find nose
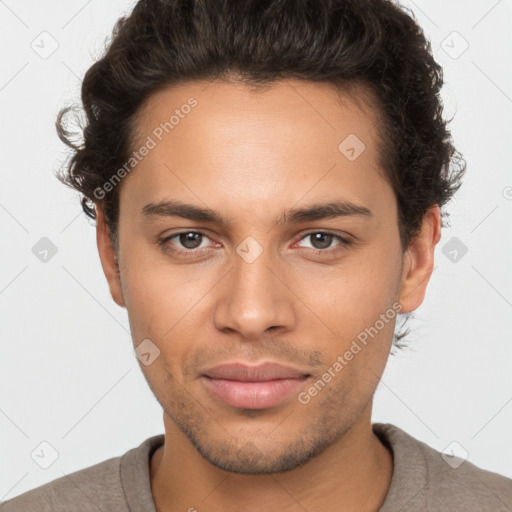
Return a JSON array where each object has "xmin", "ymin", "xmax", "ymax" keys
[{"xmin": 213, "ymin": 248, "xmax": 298, "ymax": 340}]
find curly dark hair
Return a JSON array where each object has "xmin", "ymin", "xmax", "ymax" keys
[{"xmin": 56, "ymin": 0, "xmax": 466, "ymax": 348}]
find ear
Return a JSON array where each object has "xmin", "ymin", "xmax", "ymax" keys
[
  {"xmin": 95, "ymin": 205, "xmax": 126, "ymax": 308},
  {"xmin": 398, "ymin": 205, "xmax": 442, "ymax": 313}
]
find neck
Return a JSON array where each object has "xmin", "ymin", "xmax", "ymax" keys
[{"xmin": 150, "ymin": 402, "xmax": 393, "ymax": 512}]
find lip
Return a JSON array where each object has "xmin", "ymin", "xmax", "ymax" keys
[
  {"xmin": 200, "ymin": 362, "xmax": 311, "ymax": 409},
  {"xmin": 202, "ymin": 362, "xmax": 310, "ymax": 381}
]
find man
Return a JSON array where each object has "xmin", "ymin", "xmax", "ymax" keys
[{"xmin": 2, "ymin": 0, "xmax": 511, "ymax": 511}]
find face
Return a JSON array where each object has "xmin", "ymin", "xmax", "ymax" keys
[{"xmin": 96, "ymin": 79, "xmax": 439, "ymax": 474}]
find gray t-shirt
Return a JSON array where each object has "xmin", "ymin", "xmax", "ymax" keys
[{"xmin": 2, "ymin": 423, "xmax": 511, "ymax": 511}]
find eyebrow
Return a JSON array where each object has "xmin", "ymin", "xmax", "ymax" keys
[{"xmin": 141, "ymin": 199, "xmax": 372, "ymax": 225}]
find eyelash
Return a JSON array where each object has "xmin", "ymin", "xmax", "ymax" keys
[{"xmin": 158, "ymin": 230, "xmax": 352, "ymax": 258}]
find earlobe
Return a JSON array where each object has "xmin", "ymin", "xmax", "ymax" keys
[
  {"xmin": 95, "ymin": 205, "xmax": 126, "ymax": 308},
  {"xmin": 398, "ymin": 205, "xmax": 441, "ymax": 313}
]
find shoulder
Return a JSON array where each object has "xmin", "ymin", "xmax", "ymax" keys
[
  {"xmin": 0, "ymin": 433, "xmax": 166, "ymax": 512},
  {"xmin": 0, "ymin": 454, "xmax": 125, "ymax": 512},
  {"xmin": 374, "ymin": 423, "xmax": 512, "ymax": 512}
]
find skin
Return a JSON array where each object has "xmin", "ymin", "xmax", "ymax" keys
[{"xmin": 96, "ymin": 79, "xmax": 441, "ymax": 512}]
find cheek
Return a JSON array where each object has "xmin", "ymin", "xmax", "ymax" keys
[
  {"xmin": 119, "ymin": 255, "xmax": 177, "ymax": 346},
  {"xmin": 295, "ymin": 249, "xmax": 402, "ymax": 337},
  {"xmin": 289, "ymin": 244, "xmax": 401, "ymax": 390},
  {"xmin": 120, "ymin": 250, "xmax": 216, "ymax": 356},
  {"xmin": 119, "ymin": 234, "xmax": 173, "ymax": 321}
]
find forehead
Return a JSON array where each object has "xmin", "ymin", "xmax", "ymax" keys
[
  {"xmin": 134, "ymin": 78, "xmax": 381, "ymax": 150},
  {"xmin": 120, "ymin": 78, "xmax": 393, "ymax": 225}
]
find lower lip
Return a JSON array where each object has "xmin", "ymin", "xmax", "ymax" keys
[{"xmin": 200, "ymin": 376, "xmax": 309, "ymax": 409}]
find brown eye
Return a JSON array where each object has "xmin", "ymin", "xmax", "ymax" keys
[
  {"xmin": 159, "ymin": 231, "xmax": 213, "ymax": 256},
  {"xmin": 309, "ymin": 233, "xmax": 334, "ymax": 250},
  {"xmin": 295, "ymin": 231, "xmax": 352, "ymax": 255},
  {"xmin": 178, "ymin": 232, "xmax": 204, "ymax": 249}
]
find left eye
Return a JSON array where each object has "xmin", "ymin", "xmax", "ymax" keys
[{"xmin": 296, "ymin": 232, "xmax": 349, "ymax": 251}]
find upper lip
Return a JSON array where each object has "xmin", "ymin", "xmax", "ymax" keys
[{"xmin": 202, "ymin": 362, "xmax": 311, "ymax": 382}]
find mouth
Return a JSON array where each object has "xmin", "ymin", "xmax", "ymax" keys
[{"xmin": 200, "ymin": 362, "xmax": 312, "ymax": 409}]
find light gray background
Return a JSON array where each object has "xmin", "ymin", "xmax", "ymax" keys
[{"xmin": 1, "ymin": 0, "xmax": 511, "ymax": 501}]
